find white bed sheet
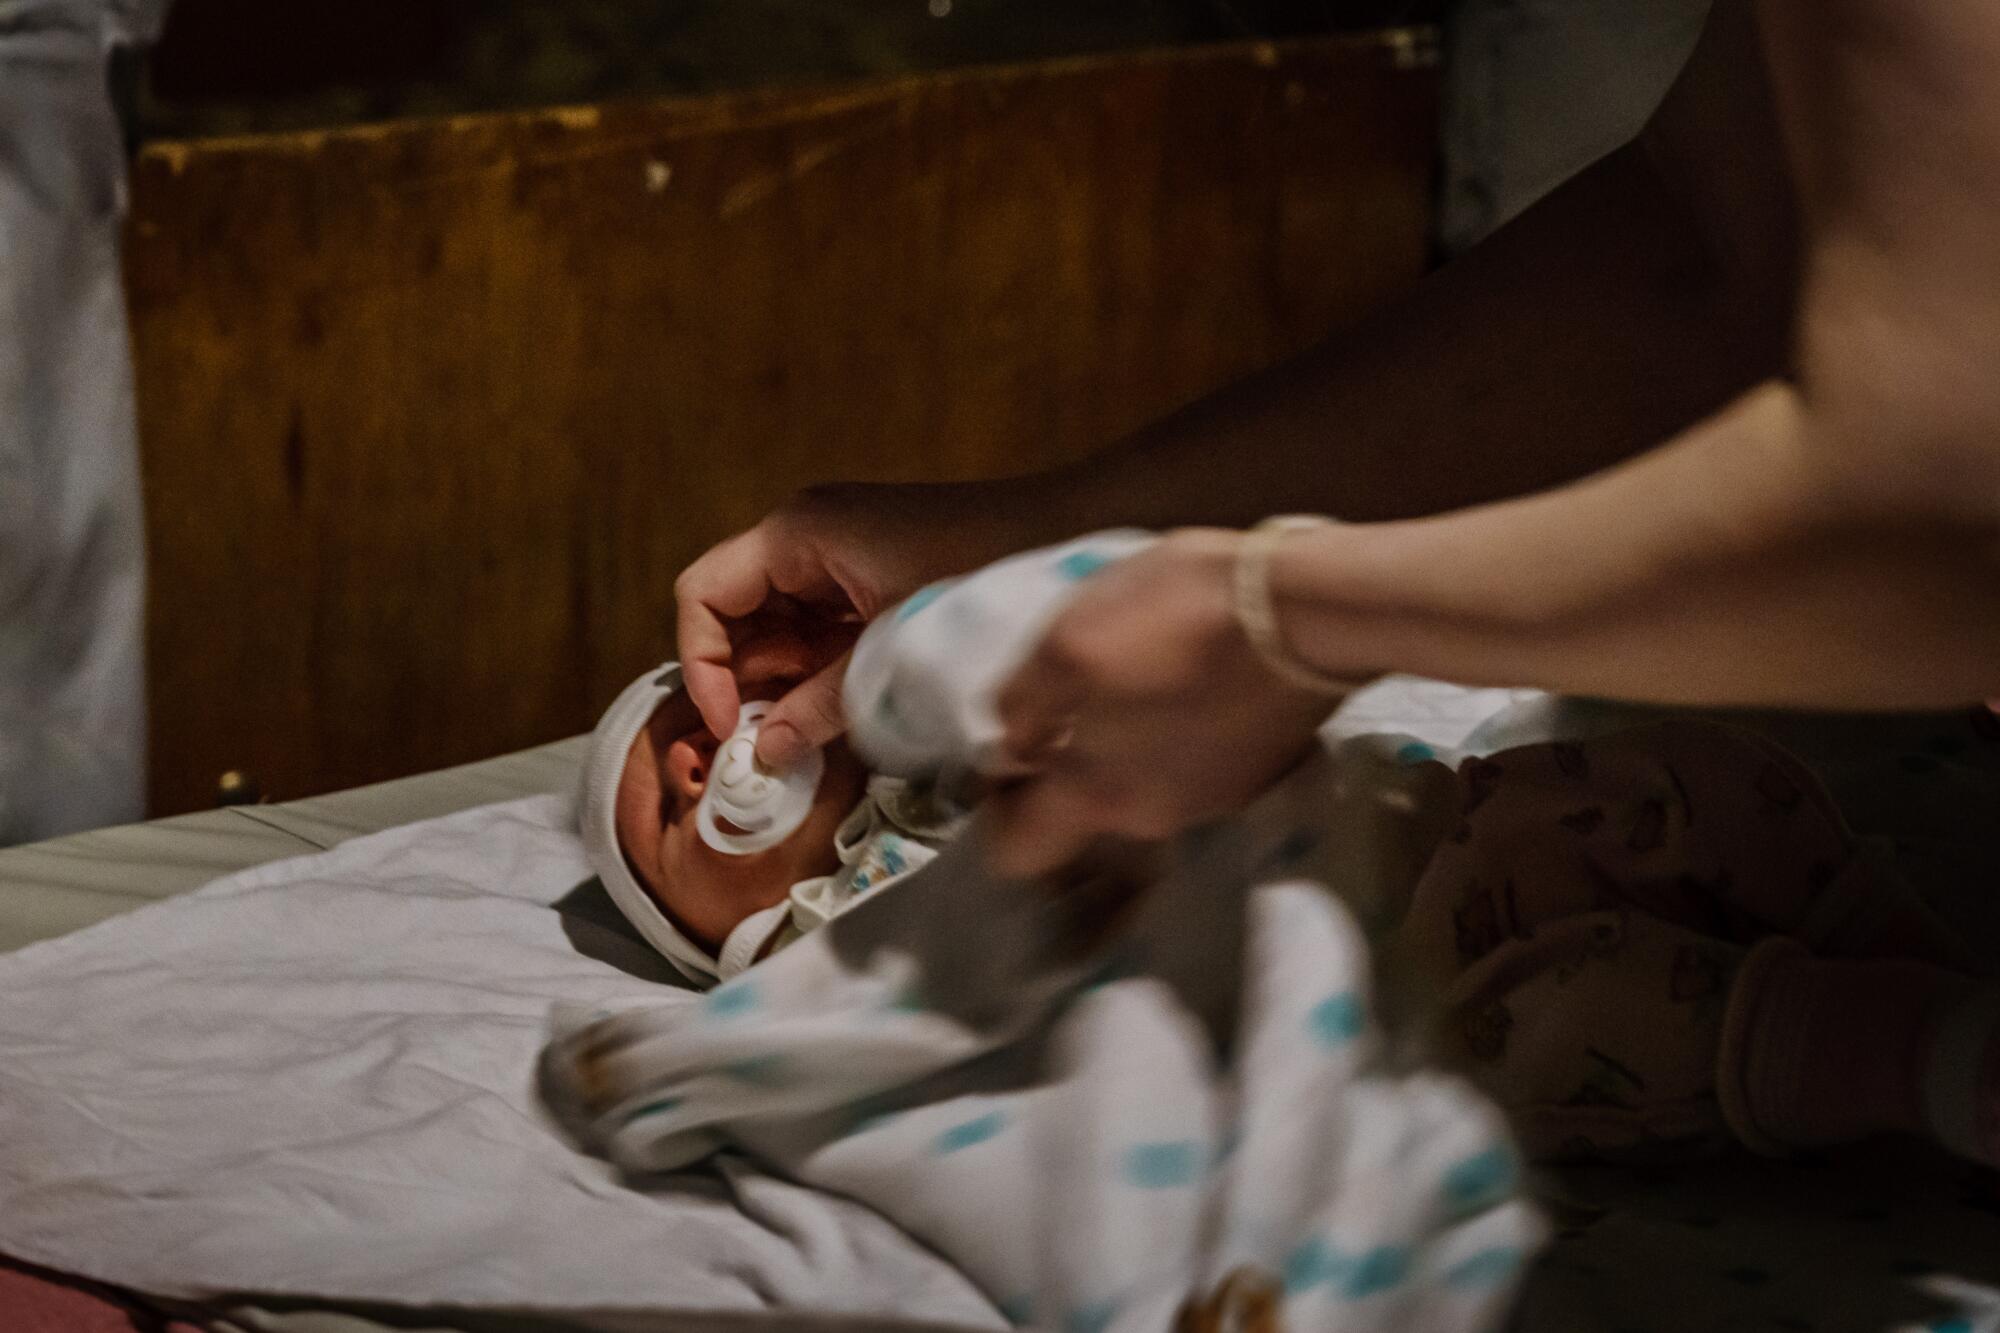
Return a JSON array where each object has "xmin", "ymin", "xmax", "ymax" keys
[{"xmin": 0, "ymin": 792, "xmax": 1002, "ymax": 1328}]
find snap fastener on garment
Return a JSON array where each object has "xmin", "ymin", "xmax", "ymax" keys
[{"xmin": 697, "ymin": 701, "xmax": 824, "ymax": 854}]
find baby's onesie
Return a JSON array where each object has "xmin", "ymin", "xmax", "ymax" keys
[
  {"xmin": 739, "ymin": 776, "xmax": 967, "ymax": 969},
  {"xmin": 1385, "ymin": 718, "xmax": 1997, "ymax": 1165}
]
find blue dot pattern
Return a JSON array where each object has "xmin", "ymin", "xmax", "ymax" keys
[
  {"xmin": 1929, "ymin": 1321, "xmax": 1974, "ymax": 1333},
  {"xmin": 1443, "ymin": 1247, "xmax": 1522, "ymax": 1289},
  {"xmin": 1055, "ymin": 549, "xmax": 1116, "ymax": 581},
  {"xmin": 934, "ymin": 1111, "xmax": 1008, "ymax": 1155},
  {"xmin": 875, "ymin": 688, "xmax": 903, "ymax": 728},
  {"xmin": 895, "ymin": 580, "xmax": 954, "ymax": 621},
  {"xmin": 621, "ymin": 1095, "xmax": 682, "ymax": 1126},
  {"xmin": 1308, "ymin": 991, "xmax": 1365, "ymax": 1047},
  {"xmin": 997, "ymin": 1293, "xmax": 1036, "ymax": 1326},
  {"xmin": 1284, "ymin": 1237, "xmax": 1413, "ymax": 1300},
  {"xmin": 1396, "ymin": 741, "xmax": 1438, "ymax": 765},
  {"xmin": 1284, "ymin": 1237, "xmax": 1342, "ymax": 1294},
  {"xmin": 1122, "ymin": 1140, "xmax": 1205, "ymax": 1189},
  {"xmin": 1063, "ymin": 1299, "xmax": 1119, "ymax": 1333},
  {"xmin": 1343, "ymin": 1246, "xmax": 1412, "ymax": 1298},
  {"xmin": 704, "ymin": 981, "xmax": 759, "ymax": 1019},
  {"xmin": 1442, "ymin": 1146, "xmax": 1516, "ymax": 1211}
]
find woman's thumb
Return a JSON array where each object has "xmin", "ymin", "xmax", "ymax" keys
[{"xmin": 754, "ymin": 653, "xmax": 852, "ymax": 768}]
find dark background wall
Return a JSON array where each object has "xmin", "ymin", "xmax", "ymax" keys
[
  {"xmin": 138, "ymin": 0, "xmax": 1441, "ymax": 138},
  {"xmin": 127, "ymin": 36, "xmax": 1441, "ymax": 813},
  {"xmin": 120, "ymin": 0, "xmax": 1711, "ymax": 813}
]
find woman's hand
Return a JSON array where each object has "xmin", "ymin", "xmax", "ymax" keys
[
  {"xmin": 675, "ymin": 481, "xmax": 1040, "ymax": 767},
  {"xmin": 987, "ymin": 529, "xmax": 1343, "ymax": 878}
]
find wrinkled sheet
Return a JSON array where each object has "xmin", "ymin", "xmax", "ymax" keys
[{"xmin": 0, "ymin": 794, "xmax": 1000, "ymax": 1327}]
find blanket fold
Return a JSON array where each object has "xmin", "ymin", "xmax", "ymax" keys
[{"xmin": 543, "ymin": 741, "xmax": 1544, "ymax": 1332}]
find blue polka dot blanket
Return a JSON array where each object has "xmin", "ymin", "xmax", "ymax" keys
[
  {"xmin": 540, "ymin": 534, "xmax": 1544, "ymax": 1332},
  {"xmin": 839, "ymin": 530, "xmax": 1162, "ymax": 780}
]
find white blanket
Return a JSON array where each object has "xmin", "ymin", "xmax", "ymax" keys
[
  {"xmin": 0, "ymin": 795, "xmax": 1000, "ymax": 1325},
  {"xmin": 543, "ymin": 736, "xmax": 1545, "ymax": 1332}
]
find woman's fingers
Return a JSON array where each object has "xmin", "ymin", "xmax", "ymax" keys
[
  {"xmin": 676, "ymin": 522, "xmax": 860, "ymax": 742},
  {"xmin": 674, "ymin": 529, "xmax": 780, "ymax": 737},
  {"xmin": 754, "ymin": 649, "xmax": 854, "ymax": 768},
  {"xmin": 996, "ymin": 629, "xmax": 1089, "ymax": 770},
  {"xmin": 990, "ymin": 602, "xmax": 1144, "ymax": 873},
  {"xmin": 978, "ymin": 530, "xmax": 1346, "ymax": 882},
  {"xmin": 677, "ymin": 611, "xmax": 745, "ymax": 741}
]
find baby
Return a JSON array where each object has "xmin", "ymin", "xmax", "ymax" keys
[
  {"xmin": 580, "ymin": 642, "xmax": 962, "ymax": 986},
  {"xmin": 584, "ymin": 663, "xmax": 2000, "ymax": 1170},
  {"xmin": 1365, "ymin": 715, "xmax": 1997, "ymax": 1165}
]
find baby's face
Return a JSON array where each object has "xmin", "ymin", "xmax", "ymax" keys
[{"xmin": 614, "ymin": 672, "xmax": 869, "ymax": 954}]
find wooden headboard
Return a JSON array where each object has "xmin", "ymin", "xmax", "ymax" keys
[{"xmin": 127, "ymin": 34, "xmax": 1439, "ymax": 816}]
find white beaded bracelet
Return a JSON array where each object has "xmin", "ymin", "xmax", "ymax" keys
[{"xmin": 1231, "ymin": 514, "xmax": 1364, "ymax": 696}]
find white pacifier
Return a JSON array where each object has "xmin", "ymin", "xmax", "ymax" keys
[{"xmin": 696, "ymin": 701, "xmax": 825, "ymax": 855}]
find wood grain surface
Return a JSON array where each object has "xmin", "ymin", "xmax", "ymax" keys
[{"xmin": 127, "ymin": 35, "xmax": 1438, "ymax": 815}]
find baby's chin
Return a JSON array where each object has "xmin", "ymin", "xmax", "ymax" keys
[{"xmin": 657, "ymin": 817, "xmax": 840, "ymax": 950}]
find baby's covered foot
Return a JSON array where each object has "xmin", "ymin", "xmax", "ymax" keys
[{"xmin": 1720, "ymin": 942, "xmax": 2000, "ymax": 1162}]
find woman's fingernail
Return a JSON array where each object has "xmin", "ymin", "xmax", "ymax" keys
[{"xmin": 757, "ymin": 721, "xmax": 802, "ymax": 768}]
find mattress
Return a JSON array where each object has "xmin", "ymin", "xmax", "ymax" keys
[{"xmin": 0, "ymin": 738, "xmax": 588, "ymax": 954}]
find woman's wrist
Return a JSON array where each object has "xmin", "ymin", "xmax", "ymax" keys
[
  {"xmin": 1231, "ymin": 518, "xmax": 1371, "ymax": 694},
  {"xmin": 1260, "ymin": 520, "xmax": 1402, "ymax": 688}
]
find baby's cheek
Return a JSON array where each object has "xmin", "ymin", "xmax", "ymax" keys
[
  {"xmin": 656, "ymin": 823, "xmax": 751, "ymax": 950},
  {"xmin": 612, "ymin": 737, "xmax": 669, "ymax": 880},
  {"xmin": 788, "ymin": 805, "xmax": 853, "ymax": 882}
]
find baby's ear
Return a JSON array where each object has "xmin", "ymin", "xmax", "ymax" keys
[{"xmin": 664, "ymin": 735, "xmax": 712, "ymax": 800}]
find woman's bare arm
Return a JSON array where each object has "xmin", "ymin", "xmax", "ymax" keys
[
  {"xmin": 1007, "ymin": 0, "xmax": 1795, "ymax": 534},
  {"xmin": 1264, "ymin": 0, "xmax": 2000, "ymax": 711},
  {"xmin": 1273, "ymin": 383, "xmax": 2000, "ymax": 710}
]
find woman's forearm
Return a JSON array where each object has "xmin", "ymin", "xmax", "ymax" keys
[
  {"xmin": 1269, "ymin": 384, "xmax": 2000, "ymax": 710},
  {"xmin": 1003, "ymin": 0, "xmax": 1793, "ymax": 540},
  {"xmin": 1010, "ymin": 145, "xmax": 1774, "ymax": 540}
]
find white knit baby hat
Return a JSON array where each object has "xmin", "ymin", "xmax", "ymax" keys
[{"xmin": 578, "ymin": 661, "xmax": 728, "ymax": 985}]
